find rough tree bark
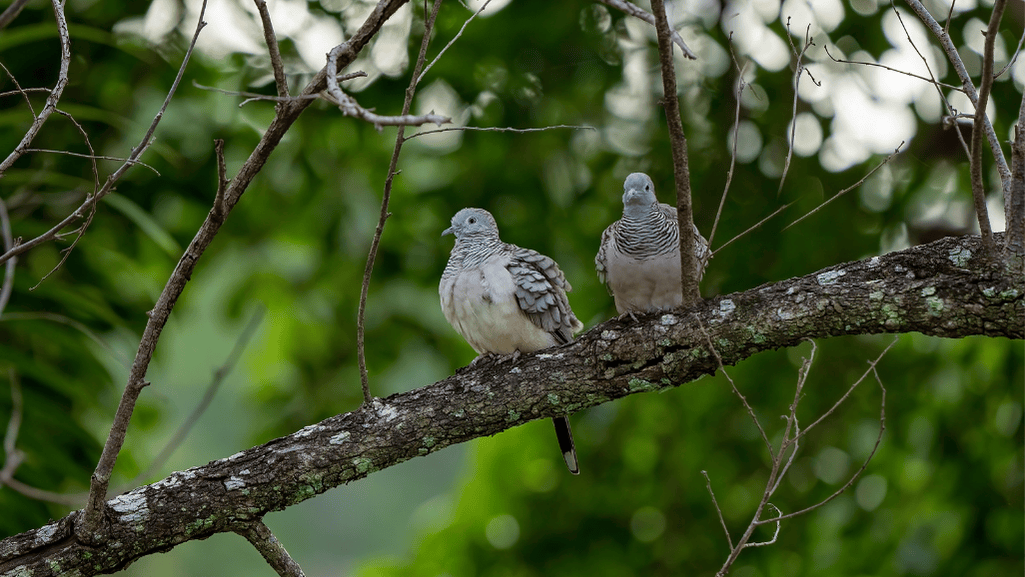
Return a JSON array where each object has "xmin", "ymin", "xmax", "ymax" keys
[{"xmin": 0, "ymin": 233, "xmax": 1020, "ymax": 577}]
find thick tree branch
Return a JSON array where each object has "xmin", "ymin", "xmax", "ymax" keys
[{"xmin": 1, "ymin": 233, "xmax": 1019, "ymax": 576}]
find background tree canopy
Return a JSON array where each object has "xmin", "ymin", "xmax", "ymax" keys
[{"xmin": 0, "ymin": 0, "xmax": 1021, "ymax": 575}]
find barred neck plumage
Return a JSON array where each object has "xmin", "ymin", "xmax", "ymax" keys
[
  {"xmin": 444, "ymin": 234, "xmax": 505, "ymax": 276},
  {"xmin": 615, "ymin": 203, "xmax": 678, "ymax": 258}
]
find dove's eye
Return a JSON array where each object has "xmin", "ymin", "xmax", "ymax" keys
[{"xmin": 468, "ymin": 217, "xmax": 477, "ymax": 224}]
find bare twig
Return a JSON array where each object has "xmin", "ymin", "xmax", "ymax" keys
[
  {"xmin": 1, "ymin": 311, "xmax": 128, "ymax": 366},
  {"xmin": 650, "ymin": 0, "xmax": 700, "ymax": 306},
  {"xmin": 20, "ymin": 148, "xmax": 160, "ymax": 175},
  {"xmin": 710, "ymin": 201, "xmax": 795, "ymax": 257},
  {"xmin": 701, "ymin": 470, "xmax": 734, "ymax": 551},
  {"xmin": 0, "ymin": 0, "xmax": 205, "ymax": 270},
  {"xmin": 237, "ymin": 521, "xmax": 307, "ymax": 577},
  {"xmin": 320, "ymin": 84, "xmax": 449, "ymax": 131},
  {"xmin": 405, "ymin": 124, "xmax": 594, "ymax": 140},
  {"xmin": 967, "ymin": 0, "xmax": 1004, "ymax": 249},
  {"xmin": 213, "ymin": 139, "xmax": 228, "ymax": 221},
  {"xmin": 415, "ymin": 0, "xmax": 492, "ymax": 85},
  {"xmin": 778, "ymin": 21, "xmax": 817, "ymax": 196},
  {"xmin": 123, "ymin": 309, "xmax": 264, "ymax": 490},
  {"xmin": 711, "ymin": 338, "xmax": 894, "ymax": 576},
  {"xmin": 904, "ymin": 0, "xmax": 1011, "ymax": 196},
  {"xmin": 707, "ymin": 38, "xmax": 745, "ymax": 254},
  {"xmin": 823, "ymin": 44, "xmax": 962, "ymax": 92},
  {"xmin": 886, "ymin": 5, "xmax": 971, "ymax": 165},
  {"xmin": 254, "ymin": 0, "xmax": 289, "ymax": 105},
  {"xmin": 55, "ymin": 108, "xmax": 101, "ymax": 192},
  {"xmin": 0, "ymin": 0, "xmax": 31, "ymax": 30},
  {"xmin": 0, "ymin": 198, "xmax": 15, "ymax": 318},
  {"xmin": 356, "ymin": 0, "xmax": 444, "ymax": 404},
  {"xmin": 782, "ymin": 143, "xmax": 903, "ymax": 231},
  {"xmin": 760, "ymin": 364, "xmax": 889, "ymax": 525},
  {"xmin": 598, "ymin": 0, "xmax": 696, "ymax": 59},
  {"xmin": 994, "ymin": 28, "xmax": 1024, "ymax": 79},
  {"xmin": 0, "ymin": 0, "xmax": 70, "ymax": 177},
  {"xmin": 80, "ymin": 0, "xmax": 211, "ymax": 542},
  {"xmin": 1006, "ymin": 94, "xmax": 1024, "ymax": 256},
  {"xmin": 0, "ymin": 61, "xmax": 37, "ymax": 117}
]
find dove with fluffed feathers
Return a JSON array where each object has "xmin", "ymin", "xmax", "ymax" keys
[
  {"xmin": 596, "ymin": 172, "xmax": 709, "ymax": 314},
  {"xmin": 440, "ymin": 207, "xmax": 583, "ymax": 474}
]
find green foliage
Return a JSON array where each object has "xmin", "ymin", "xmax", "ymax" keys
[{"xmin": 0, "ymin": 0, "xmax": 1020, "ymax": 575}]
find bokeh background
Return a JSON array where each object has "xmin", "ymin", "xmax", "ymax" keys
[{"xmin": 0, "ymin": 0, "xmax": 1022, "ymax": 575}]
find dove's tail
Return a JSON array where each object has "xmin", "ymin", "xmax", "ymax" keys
[{"xmin": 552, "ymin": 417, "xmax": 579, "ymax": 475}]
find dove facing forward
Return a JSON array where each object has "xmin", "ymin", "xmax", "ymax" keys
[
  {"xmin": 596, "ymin": 172, "xmax": 709, "ymax": 314},
  {"xmin": 440, "ymin": 208, "xmax": 584, "ymax": 474}
]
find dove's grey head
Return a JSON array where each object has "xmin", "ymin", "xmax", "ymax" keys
[
  {"xmin": 622, "ymin": 172, "xmax": 657, "ymax": 217},
  {"xmin": 442, "ymin": 208, "xmax": 500, "ymax": 240}
]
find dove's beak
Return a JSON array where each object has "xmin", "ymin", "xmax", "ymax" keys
[{"xmin": 441, "ymin": 226, "xmax": 454, "ymax": 237}]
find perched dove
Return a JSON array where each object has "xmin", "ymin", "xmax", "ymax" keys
[
  {"xmin": 596, "ymin": 172, "xmax": 709, "ymax": 314},
  {"xmin": 440, "ymin": 208, "xmax": 584, "ymax": 474}
]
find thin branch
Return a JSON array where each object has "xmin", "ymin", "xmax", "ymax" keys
[
  {"xmin": 782, "ymin": 143, "xmax": 903, "ymax": 231},
  {"xmin": 710, "ymin": 201, "xmax": 794, "ymax": 257},
  {"xmin": 356, "ymin": 0, "xmax": 444, "ymax": 404},
  {"xmin": 701, "ymin": 471, "xmax": 734, "ymax": 551},
  {"xmin": 319, "ymin": 84, "xmax": 449, "ymax": 131},
  {"xmin": 0, "ymin": 0, "xmax": 31, "ymax": 30},
  {"xmin": 789, "ymin": 336, "xmax": 896, "ymax": 443},
  {"xmin": 598, "ymin": 0, "xmax": 696, "ymax": 59},
  {"xmin": 1006, "ymin": 93, "xmax": 1024, "ymax": 256},
  {"xmin": 415, "ymin": 0, "xmax": 492, "ymax": 86},
  {"xmin": 698, "ymin": 319, "xmax": 771, "ymax": 454},
  {"xmin": 122, "ymin": 309, "xmax": 264, "ymax": 490},
  {"xmin": 237, "ymin": 521, "xmax": 306, "ymax": 577},
  {"xmin": 888, "ymin": 5, "xmax": 972, "ymax": 164},
  {"xmin": 759, "ymin": 360, "xmax": 890, "ymax": 525},
  {"xmin": 253, "ymin": 0, "xmax": 289, "ymax": 105},
  {"xmin": 650, "ymin": 0, "xmax": 700, "ymax": 306},
  {"xmin": 0, "ymin": 198, "xmax": 14, "ymax": 318},
  {"xmin": 20, "ymin": 148, "xmax": 160, "ymax": 175},
  {"xmin": 994, "ymin": 28, "xmax": 1024, "ymax": 79},
  {"xmin": 0, "ymin": 61, "xmax": 37, "ymax": 117},
  {"xmin": 968, "ymin": 0, "xmax": 1004, "ymax": 249},
  {"xmin": 212, "ymin": 139, "xmax": 228, "ymax": 221},
  {"xmin": 903, "ymin": 0, "xmax": 1011, "ymax": 196},
  {"xmin": 707, "ymin": 37, "xmax": 745, "ymax": 254},
  {"xmin": 0, "ymin": 0, "xmax": 205, "ymax": 269},
  {"xmin": 404, "ymin": 124, "xmax": 594, "ymax": 140},
  {"xmin": 55, "ymin": 108, "xmax": 101, "ymax": 193},
  {"xmin": 0, "ymin": 311, "xmax": 129, "ymax": 367},
  {"xmin": 823, "ymin": 44, "xmax": 963, "ymax": 92},
  {"xmin": 80, "ymin": 0, "xmax": 211, "ymax": 541},
  {"xmin": 0, "ymin": 0, "xmax": 71, "ymax": 176},
  {"xmin": 779, "ymin": 20, "xmax": 816, "ymax": 196}
]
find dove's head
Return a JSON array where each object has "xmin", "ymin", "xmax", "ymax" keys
[
  {"xmin": 622, "ymin": 172, "xmax": 657, "ymax": 217},
  {"xmin": 443, "ymin": 208, "xmax": 500, "ymax": 240}
]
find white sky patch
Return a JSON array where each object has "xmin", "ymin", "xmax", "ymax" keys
[
  {"xmin": 294, "ymin": 13, "xmax": 346, "ymax": 71},
  {"xmin": 791, "ymin": 112, "xmax": 824, "ymax": 156},
  {"xmin": 414, "ymin": 80, "xmax": 470, "ymax": 152},
  {"xmin": 371, "ymin": 3, "xmax": 412, "ymax": 77},
  {"xmin": 730, "ymin": 120, "xmax": 763, "ymax": 163},
  {"xmin": 781, "ymin": 0, "xmax": 845, "ymax": 34},
  {"xmin": 724, "ymin": 2, "xmax": 790, "ymax": 72}
]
